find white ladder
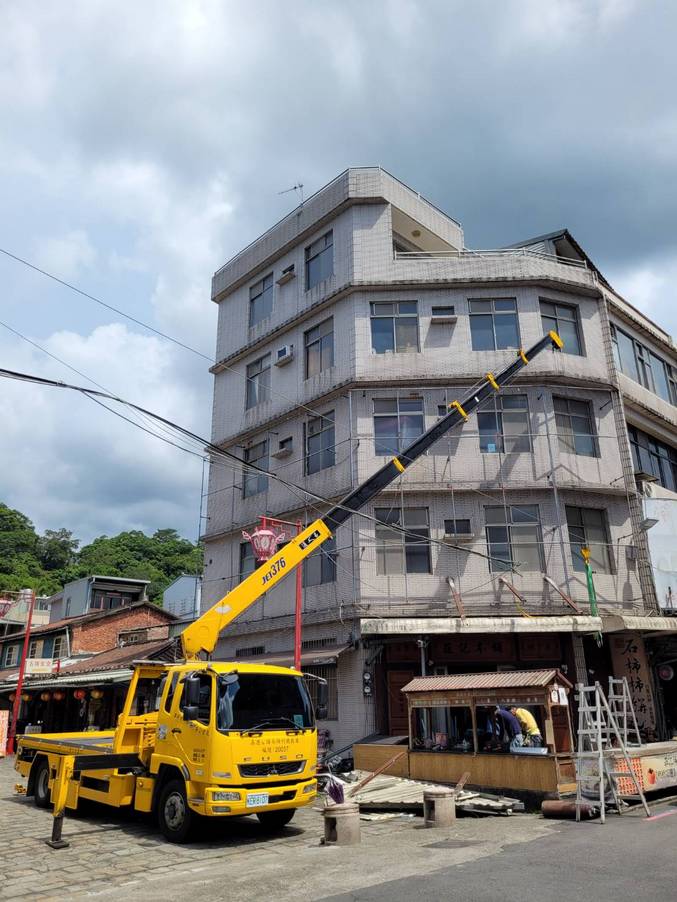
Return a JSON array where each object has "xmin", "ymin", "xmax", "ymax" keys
[
  {"xmin": 575, "ymin": 681, "xmax": 650, "ymax": 824},
  {"xmin": 607, "ymin": 677, "xmax": 642, "ymax": 748}
]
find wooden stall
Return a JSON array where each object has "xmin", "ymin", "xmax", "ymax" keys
[{"xmin": 354, "ymin": 669, "xmax": 576, "ymax": 799}]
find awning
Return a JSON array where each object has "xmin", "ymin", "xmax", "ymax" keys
[
  {"xmin": 602, "ymin": 615, "xmax": 677, "ymax": 635},
  {"xmin": 0, "ymin": 669, "xmax": 133, "ymax": 692},
  {"xmin": 360, "ymin": 616, "xmax": 603, "ymax": 636},
  {"xmin": 239, "ymin": 645, "xmax": 351, "ymax": 667}
]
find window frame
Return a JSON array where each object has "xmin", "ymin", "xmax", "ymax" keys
[
  {"xmin": 239, "ymin": 539, "xmax": 257, "ymax": 581},
  {"xmin": 628, "ymin": 425, "xmax": 677, "ymax": 491},
  {"xmin": 52, "ymin": 635, "xmax": 65, "ymax": 661},
  {"xmin": 477, "ymin": 394, "xmax": 531, "ymax": 454},
  {"xmin": 553, "ymin": 396, "xmax": 599, "ymax": 458},
  {"xmin": 303, "ymin": 535, "xmax": 337, "ymax": 587},
  {"xmin": 539, "ymin": 299, "xmax": 583, "ymax": 356},
  {"xmin": 248, "ymin": 273, "xmax": 274, "ymax": 328},
  {"xmin": 5, "ymin": 645, "xmax": 18, "ymax": 667},
  {"xmin": 375, "ymin": 506, "xmax": 431, "ymax": 575},
  {"xmin": 373, "ymin": 396, "xmax": 425, "ymax": 456},
  {"xmin": 245, "ymin": 353, "xmax": 272, "ymax": 410},
  {"xmin": 303, "ymin": 663, "xmax": 338, "ymax": 720},
  {"xmin": 485, "ymin": 504, "xmax": 544, "ymax": 573},
  {"xmin": 305, "ymin": 230, "xmax": 334, "ymax": 291},
  {"xmin": 611, "ymin": 323, "xmax": 676, "ymax": 405},
  {"xmin": 444, "ymin": 518, "xmax": 472, "ymax": 535},
  {"xmin": 469, "ymin": 298, "xmax": 520, "ymax": 351},
  {"xmin": 565, "ymin": 505, "xmax": 612, "ymax": 574},
  {"xmin": 305, "ymin": 410, "xmax": 336, "ymax": 475},
  {"xmin": 242, "ymin": 439, "xmax": 269, "ymax": 498},
  {"xmin": 304, "ymin": 317, "xmax": 334, "ymax": 378},
  {"xmin": 370, "ymin": 301, "xmax": 420, "ymax": 354}
]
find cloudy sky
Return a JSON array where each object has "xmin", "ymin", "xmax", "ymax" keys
[{"xmin": 1, "ymin": 0, "xmax": 676, "ymax": 544}]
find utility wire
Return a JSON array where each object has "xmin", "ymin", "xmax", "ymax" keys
[
  {"xmin": 0, "ymin": 246, "xmax": 336, "ymax": 428},
  {"xmin": 0, "ymin": 365, "xmax": 507, "ymax": 565}
]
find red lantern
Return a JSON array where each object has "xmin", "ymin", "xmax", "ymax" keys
[
  {"xmin": 40, "ymin": 691, "xmax": 51, "ymax": 702},
  {"xmin": 8, "ymin": 692, "xmax": 16, "ymax": 702},
  {"xmin": 243, "ymin": 525, "xmax": 286, "ymax": 562},
  {"xmin": 73, "ymin": 689, "xmax": 87, "ymax": 700},
  {"xmin": 21, "ymin": 693, "xmax": 31, "ymax": 702},
  {"xmin": 52, "ymin": 691, "xmax": 65, "ymax": 702}
]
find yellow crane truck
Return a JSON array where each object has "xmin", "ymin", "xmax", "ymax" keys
[{"xmin": 13, "ymin": 331, "xmax": 563, "ymax": 847}]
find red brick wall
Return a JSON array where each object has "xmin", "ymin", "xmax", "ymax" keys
[{"xmin": 71, "ymin": 606, "xmax": 173, "ymax": 653}]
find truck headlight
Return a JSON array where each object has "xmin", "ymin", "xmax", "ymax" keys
[
  {"xmin": 213, "ymin": 791, "xmax": 241, "ymax": 801},
  {"xmin": 303, "ymin": 782, "xmax": 317, "ymax": 794}
]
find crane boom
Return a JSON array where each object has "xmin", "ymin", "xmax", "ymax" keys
[{"xmin": 181, "ymin": 330, "xmax": 563, "ymax": 659}]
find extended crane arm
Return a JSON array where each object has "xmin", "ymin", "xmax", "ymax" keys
[{"xmin": 181, "ymin": 330, "xmax": 563, "ymax": 659}]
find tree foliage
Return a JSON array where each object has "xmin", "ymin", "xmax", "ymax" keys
[{"xmin": 0, "ymin": 503, "xmax": 202, "ymax": 601}]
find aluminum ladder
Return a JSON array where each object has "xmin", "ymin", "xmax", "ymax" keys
[{"xmin": 574, "ymin": 681, "xmax": 650, "ymax": 824}]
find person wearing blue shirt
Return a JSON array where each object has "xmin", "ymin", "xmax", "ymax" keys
[{"xmin": 494, "ymin": 706, "xmax": 524, "ymax": 752}]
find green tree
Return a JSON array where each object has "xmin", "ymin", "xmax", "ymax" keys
[{"xmin": 37, "ymin": 528, "xmax": 79, "ymax": 571}]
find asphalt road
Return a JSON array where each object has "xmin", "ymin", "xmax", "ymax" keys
[{"xmin": 322, "ymin": 807, "xmax": 677, "ymax": 902}]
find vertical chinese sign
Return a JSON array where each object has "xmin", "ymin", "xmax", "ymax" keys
[{"xmin": 610, "ymin": 633, "xmax": 657, "ymax": 738}]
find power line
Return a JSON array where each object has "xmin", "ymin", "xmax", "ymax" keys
[
  {"xmin": 0, "ymin": 364, "xmax": 507, "ymax": 565},
  {"xmin": 0, "ymin": 246, "xmax": 336, "ymax": 428}
]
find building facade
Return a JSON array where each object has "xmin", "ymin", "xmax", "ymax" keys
[
  {"xmin": 162, "ymin": 574, "xmax": 202, "ymax": 619},
  {"xmin": 48, "ymin": 575, "xmax": 149, "ymax": 622},
  {"xmin": 203, "ymin": 168, "xmax": 677, "ymax": 750}
]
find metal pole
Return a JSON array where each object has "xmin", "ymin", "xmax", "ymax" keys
[
  {"xmin": 7, "ymin": 589, "xmax": 36, "ymax": 755},
  {"xmin": 294, "ymin": 520, "xmax": 303, "ymax": 671}
]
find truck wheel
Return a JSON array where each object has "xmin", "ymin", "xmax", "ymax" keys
[
  {"xmin": 33, "ymin": 759, "xmax": 51, "ymax": 809},
  {"xmin": 257, "ymin": 809, "xmax": 295, "ymax": 830},
  {"xmin": 158, "ymin": 779, "xmax": 194, "ymax": 843}
]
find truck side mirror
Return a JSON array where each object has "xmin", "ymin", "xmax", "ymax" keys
[
  {"xmin": 181, "ymin": 675, "xmax": 201, "ymax": 720},
  {"xmin": 316, "ymin": 678, "xmax": 328, "ymax": 720}
]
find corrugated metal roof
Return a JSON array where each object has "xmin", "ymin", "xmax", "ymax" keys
[{"xmin": 402, "ymin": 669, "xmax": 570, "ymax": 693}]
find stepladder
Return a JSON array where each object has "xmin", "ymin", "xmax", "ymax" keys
[{"xmin": 575, "ymin": 679, "xmax": 650, "ymax": 824}]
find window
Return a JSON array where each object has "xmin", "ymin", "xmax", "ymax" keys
[
  {"xmin": 304, "ymin": 318, "xmax": 334, "ymax": 377},
  {"xmin": 304, "ymin": 664, "xmax": 338, "ymax": 720},
  {"xmin": 303, "ymin": 536, "xmax": 337, "ymax": 587},
  {"xmin": 373, "ymin": 397, "xmax": 424, "ymax": 455},
  {"xmin": 305, "ymin": 230, "xmax": 333, "ymax": 290},
  {"xmin": 375, "ymin": 507, "xmax": 431, "ymax": 574},
  {"xmin": 540, "ymin": 301, "xmax": 582, "ymax": 355},
  {"xmin": 478, "ymin": 395, "xmax": 530, "ymax": 453},
  {"xmin": 249, "ymin": 273, "xmax": 273, "ymax": 327},
  {"xmin": 163, "ymin": 672, "xmax": 179, "ymax": 714},
  {"xmin": 431, "ymin": 305, "xmax": 456, "ymax": 319},
  {"xmin": 305, "ymin": 411, "xmax": 335, "ymax": 475},
  {"xmin": 370, "ymin": 302, "xmax": 419, "ymax": 354},
  {"xmin": 181, "ymin": 673, "xmax": 213, "ymax": 725},
  {"xmin": 4, "ymin": 645, "xmax": 18, "ymax": 667},
  {"xmin": 52, "ymin": 635, "xmax": 65, "ymax": 661},
  {"xmin": 469, "ymin": 299, "xmax": 519, "ymax": 351},
  {"xmin": 628, "ymin": 426, "xmax": 677, "ymax": 492},
  {"xmin": 245, "ymin": 353, "xmax": 271, "ymax": 409},
  {"xmin": 239, "ymin": 541, "xmax": 257, "ymax": 580},
  {"xmin": 485, "ymin": 505, "xmax": 544, "ymax": 572},
  {"xmin": 611, "ymin": 324, "xmax": 676, "ymax": 405},
  {"xmin": 444, "ymin": 518, "xmax": 472, "ymax": 535},
  {"xmin": 302, "ymin": 637, "xmax": 337, "ymax": 650},
  {"xmin": 566, "ymin": 506, "xmax": 611, "ymax": 574},
  {"xmin": 243, "ymin": 440, "xmax": 268, "ymax": 497},
  {"xmin": 235, "ymin": 645, "xmax": 266, "ymax": 657},
  {"xmin": 554, "ymin": 397, "xmax": 598, "ymax": 457},
  {"xmin": 437, "ymin": 404, "xmax": 448, "ymax": 418},
  {"xmin": 28, "ymin": 640, "xmax": 39, "ymax": 659}
]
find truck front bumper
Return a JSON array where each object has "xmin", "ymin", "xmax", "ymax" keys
[{"xmin": 193, "ymin": 778, "xmax": 317, "ymax": 816}]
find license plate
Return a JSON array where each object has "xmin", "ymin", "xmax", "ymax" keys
[{"xmin": 246, "ymin": 792, "xmax": 269, "ymax": 808}]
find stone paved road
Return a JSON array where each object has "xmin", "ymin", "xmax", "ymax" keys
[{"xmin": 5, "ymin": 755, "xmax": 666, "ymax": 902}]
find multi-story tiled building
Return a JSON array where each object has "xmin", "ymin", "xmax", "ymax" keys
[{"xmin": 203, "ymin": 168, "xmax": 677, "ymax": 749}]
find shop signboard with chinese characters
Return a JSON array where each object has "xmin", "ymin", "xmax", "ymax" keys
[
  {"xmin": 432, "ymin": 636, "xmax": 515, "ymax": 663},
  {"xmin": 610, "ymin": 633, "xmax": 657, "ymax": 737},
  {"xmin": 25, "ymin": 658, "xmax": 53, "ymax": 675},
  {"xmin": 0, "ymin": 710, "xmax": 8, "ymax": 756}
]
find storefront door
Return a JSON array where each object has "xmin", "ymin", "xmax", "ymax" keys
[{"xmin": 387, "ymin": 670, "xmax": 415, "ymax": 735}]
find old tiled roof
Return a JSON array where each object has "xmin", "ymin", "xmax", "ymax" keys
[
  {"xmin": 58, "ymin": 639, "xmax": 178, "ymax": 675},
  {"xmin": 0, "ymin": 601, "xmax": 176, "ymax": 643},
  {"xmin": 402, "ymin": 669, "xmax": 571, "ymax": 694}
]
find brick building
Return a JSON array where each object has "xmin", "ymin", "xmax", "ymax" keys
[{"xmin": 203, "ymin": 168, "xmax": 677, "ymax": 750}]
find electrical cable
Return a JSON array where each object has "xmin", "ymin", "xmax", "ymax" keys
[{"xmin": 0, "ymin": 364, "xmax": 511, "ymax": 565}]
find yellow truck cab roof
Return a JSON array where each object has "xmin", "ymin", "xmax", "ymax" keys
[{"xmin": 134, "ymin": 659, "xmax": 303, "ymax": 677}]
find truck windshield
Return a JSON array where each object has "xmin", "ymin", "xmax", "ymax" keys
[{"xmin": 216, "ymin": 673, "xmax": 314, "ymax": 732}]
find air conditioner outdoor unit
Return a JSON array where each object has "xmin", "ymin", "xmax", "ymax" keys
[{"xmin": 275, "ymin": 345, "xmax": 294, "ymax": 366}]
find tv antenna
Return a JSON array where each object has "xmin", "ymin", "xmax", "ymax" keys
[{"xmin": 278, "ymin": 183, "xmax": 304, "ymax": 204}]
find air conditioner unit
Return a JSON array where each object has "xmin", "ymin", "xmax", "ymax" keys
[
  {"xmin": 431, "ymin": 306, "xmax": 457, "ymax": 323},
  {"xmin": 275, "ymin": 345, "xmax": 294, "ymax": 366},
  {"xmin": 276, "ymin": 264, "xmax": 296, "ymax": 286}
]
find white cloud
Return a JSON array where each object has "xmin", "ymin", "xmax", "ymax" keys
[{"xmin": 35, "ymin": 230, "xmax": 97, "ymax": 282}]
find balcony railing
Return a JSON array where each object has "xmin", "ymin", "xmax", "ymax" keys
[{"xmin": 395, "ymin": 246, "xmax": 590, "ymax": 269}]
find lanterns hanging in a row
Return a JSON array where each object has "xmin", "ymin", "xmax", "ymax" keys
[{"xmin": 90, "ymin": 689, "xmax": 104, "ymax": 700}]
